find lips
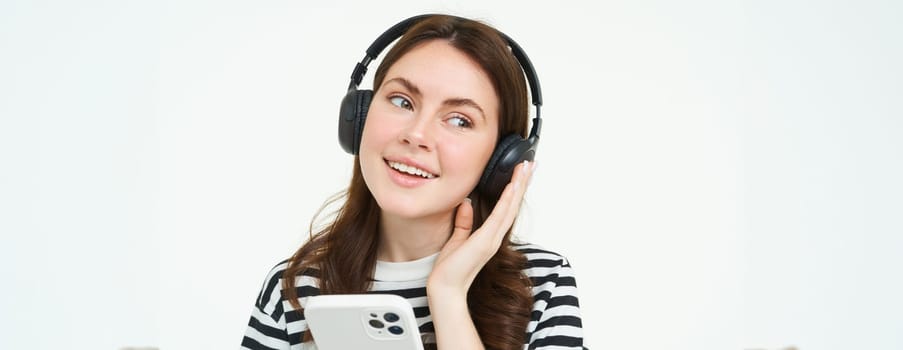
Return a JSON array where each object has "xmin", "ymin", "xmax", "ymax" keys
[{"xmin": 386, "ymin": 160, "xmax": 438, "ymax": 179}]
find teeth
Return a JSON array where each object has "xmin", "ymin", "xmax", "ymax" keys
[{"xmin": 388, "ymin": 161, "xmax": 436, "ymax": 179}]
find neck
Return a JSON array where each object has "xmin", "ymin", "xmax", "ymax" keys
[{"xmin": 377, "ymin": 211, "xmax": 454, "ymax": 262}]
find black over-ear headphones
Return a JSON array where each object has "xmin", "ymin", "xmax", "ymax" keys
[{"xmin": 338, "ymin": 14, "xmax": 543, "ymax": 199}]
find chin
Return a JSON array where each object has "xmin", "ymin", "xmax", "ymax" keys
[
  {"xmin": 376, "ymin": 198, "xmax": 435, "ymax": 219},
  {"xmin": 372, "ymin": 193, "xmax": 456, "ymax": 221}
]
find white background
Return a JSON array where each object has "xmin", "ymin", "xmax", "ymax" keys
[{"xmin": 1, "ymin": 0, "xmax": 901, "ymax": 349}]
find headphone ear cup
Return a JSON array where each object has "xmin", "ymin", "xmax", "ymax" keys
[
  {"xmin": 479, "ymin": 134, "xmax": 536, "ymax": 199},
  {"xmin": 338, "ymin": 89, "xmax": 373, "ymax": 154}
]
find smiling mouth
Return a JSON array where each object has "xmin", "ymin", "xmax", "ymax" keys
[{"xmin": 386, "ymin": 160, "xmax": 437, "ymax": 179}]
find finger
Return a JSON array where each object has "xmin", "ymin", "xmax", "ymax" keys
[
  {"xmin": 500, "ymin": 161, "xmax": 534, "ymax": 231},
  {"xmin": 479, "ymin": 160, "xmax": 533, "ymax": 241},
  {"xmin": 450, "ymin": 198, "xmax": 474, "ymax": 242}
]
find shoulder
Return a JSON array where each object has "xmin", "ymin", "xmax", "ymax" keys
[
  {"xmin": 250, "ymin": 259, "xmax": 290, "ymax": 320},
  {"xmin": 512, "ymin": 242, "xmax": 580, "ymax": 291},
  {"xmin": 244, "ymin": 259, "xmax": 322, "ymax": 348},
  {"xmin": 514, "ymin": 244, "xmax": 586, "ymax": 347},
  {"xmin": 513, "ymin": 242, "xmax": 575, "ymax": 272},
  {"xmin": 252, "ymin": 259, "xmax": 321, "ymax": 320}
]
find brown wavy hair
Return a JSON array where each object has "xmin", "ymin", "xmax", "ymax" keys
[{"xmin": 283, "ymin": 14, "xmax": 534, "ymax": 350}]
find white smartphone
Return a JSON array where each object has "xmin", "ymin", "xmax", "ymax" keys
[{"xmin": 304, "ymin": 294, "xmax": 425, "ymax": 350}]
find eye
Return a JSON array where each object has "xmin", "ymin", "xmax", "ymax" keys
[
  {"xmin": 445, "ymin": 114, "xmax": 473, "ymax": 129},
  {"xmin": 389, "ymin": 96, "xmax": 413, "ymax": 111}
]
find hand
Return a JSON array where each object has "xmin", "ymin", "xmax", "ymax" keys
[{"xmin": 427, "ymin": 160, "xmax": 536, "ymax": 298}]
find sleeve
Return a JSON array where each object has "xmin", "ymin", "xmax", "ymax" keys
[
  {"xmin": 241, "ymin": 263, "xmax": 292, "ymax": 350},
  {"xmin": 526, "ymin": 252, "xmax": 587, "ymax": 350}
]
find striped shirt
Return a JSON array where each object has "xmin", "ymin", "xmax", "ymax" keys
[{"xmin": 241, "ymin": 243, "xmax": 585, "ymax": 349}]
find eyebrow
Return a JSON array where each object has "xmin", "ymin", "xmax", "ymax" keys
[{"xmin": 383, "ymin": 77, "xmax": 486, "ymax": 121}]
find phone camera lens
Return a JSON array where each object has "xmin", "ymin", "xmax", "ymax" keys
[
  {"xmin": 383, "ymin": 312, "xmax": 400, "ymax": 322},
  {"xmin": 368, "ymin": 319, "xmax": 385, "ymax": 329},
  {"xmin": 388, "ymin": 325, "xmax": 404, "ymax": 335}
]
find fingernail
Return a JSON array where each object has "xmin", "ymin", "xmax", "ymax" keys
[
  {"xmin": 528, "ymin": 162, "xmax": 538, "ymax": 185},
  {"xmin": 463, "ymin": 197, "xmax": 471, "ymax": 204}
]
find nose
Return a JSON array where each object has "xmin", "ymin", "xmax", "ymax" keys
[{"xmin": 399, "ymin": 114, "xmax": 434, "ymax": 151}]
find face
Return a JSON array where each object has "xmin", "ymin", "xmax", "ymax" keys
[{"xmin": 359, "ymin": 40, "xmax": 500, "ymax": 220}]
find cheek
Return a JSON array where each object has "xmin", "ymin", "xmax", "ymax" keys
[
  {"xmin": 441, "ymin": 138, "xmax": 496, "ymax": 180},
  {"xmin": 360, "ymin": 112, "xmax": 396, "ymax": 150}
]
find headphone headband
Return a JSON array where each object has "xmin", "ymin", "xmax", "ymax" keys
[{"xmin": 348, "ymin": 14, "xmax": 543, "ymax": 124}]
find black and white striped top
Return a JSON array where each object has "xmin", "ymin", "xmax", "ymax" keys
[{"xmin": 241, "ymin": 243, "xmax": 585, "ymax": 349}]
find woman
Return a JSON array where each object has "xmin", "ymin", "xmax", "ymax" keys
[{"xmin": 242, "ymin": 14, "xmax": 585, "ymax": 350}]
